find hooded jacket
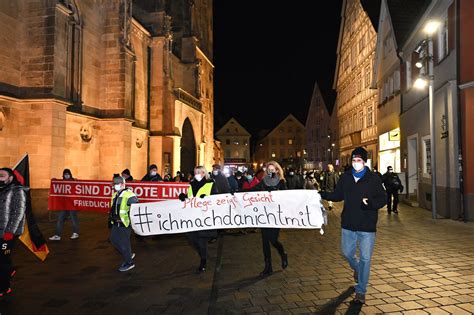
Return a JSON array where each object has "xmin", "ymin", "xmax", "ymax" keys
[{"xmin": 0, "ymin": 183, "xmax": 28, "ymax": 237}]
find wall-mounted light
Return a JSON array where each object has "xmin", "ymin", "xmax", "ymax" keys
[
  {"xmin": 423, "ymin": 20, "xmax": 440, "ymax": 35},
  {"xmin": 414, "ymin": 77, "xmax": 428, "ymax": 89}
]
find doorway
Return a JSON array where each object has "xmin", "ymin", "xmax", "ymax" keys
[{"xmin": 180, "ymin": 118, "xmax": 196, "ymax": 176}]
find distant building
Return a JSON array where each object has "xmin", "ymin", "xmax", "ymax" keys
[
  {"xmin": 305, "ymin": 83, "xmax": 331, "ymax": 169},
  {"xmin": 333, "ymin": 0, "xmax": 380, "ymax": 168},
  {"xmin": 215, "ymin": 118, "xmax": 251, "ymax": 167},
  {"xmin": 254, "ymin": 114, "xmax": 306, "ymax": 169}
]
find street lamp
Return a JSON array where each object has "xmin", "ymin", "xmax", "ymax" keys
[{"xmin": 414, "ymin": 19, "xmax": 440, "ymax": 219}]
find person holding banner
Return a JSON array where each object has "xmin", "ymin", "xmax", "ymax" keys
[
  {"xmin": 249, "ymin": 161, "xmax": 289, "ymax": 277},
  {"xmin": 320, "ymin": 147, "xmax": 386, "ymax": 304},
  {"xmin": 49, "ymin": 169, "xmax": 80, "ymax": 241},
  {"xmin": 109, "ymin": 175, "xmax": 139, "ymax": 272},
  {"xmin": 0, "ymin": 168, "xmax": 27, "ymax": 296},
  {"xmin": 179, "ymin": 166, "xmax": 218, "ymax": 273}
]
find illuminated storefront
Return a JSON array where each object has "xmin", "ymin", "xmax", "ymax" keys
[{"xmin": 379, "ymin": 128, "xmax": 401, "ymax": 172}]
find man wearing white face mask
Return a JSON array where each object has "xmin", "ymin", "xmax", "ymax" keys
[
  {"xmin": 141, "ymin": 164, "xmax": 163, "ymax": 182},
  {"xmin": 108, "ymin": 175, "xmax": 138, "ymax": 272},
  {"xmin": 210, "ymin": 164, "xmax": 230, "ymax": 194},
  {"xmin": 320, "ymin": 147, "xmax": 386, "ymax": 305}
]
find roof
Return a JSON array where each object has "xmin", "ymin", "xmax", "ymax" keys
[
  {"xmin": 386, "ymin": 0, "xmax": 431, "ymax": 49},
  {"xmin": 215, "ymin": 118, "xmax": 251, "ymax": 137}
]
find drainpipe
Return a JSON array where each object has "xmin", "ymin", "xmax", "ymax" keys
[
  {"xmin": 396, "ymin": 50, "xmax": 408, "ymax": 202},
  {"xmin": 455, "ymin": 0, "xmax": 465, "ymax": 221}
]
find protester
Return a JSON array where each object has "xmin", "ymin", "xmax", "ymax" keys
[
  {"xmin": 179, "ymin": 166, "xmax": 218, "ymax": 273},
  {"xmin": 226, "ymin": 168, "xmax": 239, "ymax": 193},
  {"xmin": 372, "ymin": 165, "xmax": 383, "ymax": 182},
  {"xmin": 250, "ymin": 161, "xmax": 288, "ymax": 277},
  {"xmin": 108, "ymin": 175, "xmax": 139, "ymax": 272},
  {"xmin": 211, "ymin": 164, "xmax": 231, "ymax": 194},
  {"xmin": 163, "ymin": 174, "xmax": 172, "ymax": 182},
  {"xmin": 242, "ymin": 169, "xmax": 260, "ymax": 190},
  {"xmin": 121, "ymin": 169, "xmax": 134, "ymax": 181},
  {"xmin": 141, "ymin": 164, "xmax": 163, "ymax": 182},
  {"xmin": 321, "ymin": 164, "xmax": 339, "ymax": 210},
  {"xmin": 320, "ymin": 147, "xmax": 386, "ymax": 304},
  {"xmin": 0, "ymin": 168, "xmax": 27, "ymax": 296},
  {"xmin": 286, "ymin": 168, "xmax": 304, "ymax": 189},
  {"xmin": 49, "ymin": 169, "xmax": 80, "ymax": 241},
  {"xmin": 382, "ymin": 166, "xmax": 403, "ymax": 214},
  {"xmin": 234, "ymin": 171, "xmax": 246, "ymax": 191},
  {"xmin": 304, "ymin": 171, "xmax": 320, "ymax": 191}
]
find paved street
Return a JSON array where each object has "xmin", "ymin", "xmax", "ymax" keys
[{"xmin": 1, "ymin": 202, "xmax": 474, "ymax": 315}]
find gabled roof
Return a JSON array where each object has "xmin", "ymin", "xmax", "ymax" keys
[
  {"xmin": 215, "ymin": 118, "xmax": 251, "ymax": 137},
  {"xmin": 387, "ymin": 0, "xmax": 431, "ymax": 49},
  {"xmin": 306, "ymin": 82, "xmax": 330, "ymax": 126}
]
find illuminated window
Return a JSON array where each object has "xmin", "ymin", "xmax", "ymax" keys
[{"xmin": 288, "ymin": 139, "xmax": 293, "ymax": 145}]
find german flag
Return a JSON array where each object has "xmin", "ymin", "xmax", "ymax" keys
[{"xmin": 13, "ymin": 154, "xmax": 50, "ymax": 261}]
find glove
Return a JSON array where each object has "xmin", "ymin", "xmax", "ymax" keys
[
  {"xmin": 400, "ymin": 186, "xmax": 404, "ymax": 193},
  {"xmin": 199, "ymin": 194, "xmax": 206, "ymax": 199},
  {"xmin": 3, "ymin": 232, "xmax": 14, "ymax": 241},
  {"xmin": 178, "ymin": 193, "xmax": 187, "ymax": 202}
]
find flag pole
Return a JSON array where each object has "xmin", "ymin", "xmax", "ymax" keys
[{"xmin": 12, "ymin": 152, "xmax": 29, "ymax": 170}]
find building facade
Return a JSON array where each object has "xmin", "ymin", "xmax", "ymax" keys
[
  {"xmin": 399, "ymin": 0, "xmax": 463, "ymax": 219},
  {"xmin": 333, "ymin": 0, "xmax": 379, "ymax": 169},
  {"xmin": 0, "ymin": 0, "xmax": 214, "ymax": 194},
  {"xmin": 305, "ymin": 83, "xmax": 331, "ymax": 169},
  {"xmin": 215, "ymin": 118, "xmax": 251, "ymax": 166},
  {"xmin": 254, "ymin": 114, "xmax": 306, "ymax": 169}
]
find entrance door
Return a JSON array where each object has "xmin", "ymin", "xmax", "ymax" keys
[
  {"xmin": 180, "ymin": 119, "xmax": 196, "ymax": 176},
  {"xmin": 407, "ymin": 136, "xmax": 418, "ymax": 200}
]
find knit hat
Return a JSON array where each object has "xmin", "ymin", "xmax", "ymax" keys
[
  {"xmin": 149, "ymin": 164, "xmax": 158, "ymax": 171},
  {"xmin": 351, "ymin": 147, "xmax": 368, "ymax": 162}
]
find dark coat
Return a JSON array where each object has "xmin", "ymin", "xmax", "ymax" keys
[
  {"xmin": 321, "ymin": 168, "xmax": 386, "ymax": 232},
  {"xmin": 382, "ymin": 172, "xmax": 403, "ymax": 192},
  {"xmin": 141, "ymin": 173, "xmax": 163, "ymax": 182},
  {"xmin": 188, "ymin": 178, "xmax": 218, "ymax": 238},
  {"xmin": 322, "ymin": 171, "xmax": 339, "ymax": 192},
  {"xmin": 286, "ymin": 174, "xmax": 304, "ymax": 189},
  {"xmin": 210, "ymin": 173, "xmax": 230, "ymax": 194}
]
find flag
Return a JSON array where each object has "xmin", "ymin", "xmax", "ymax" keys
[{"xmin": 13, "ymin": 154, "xmax": 50, "ymax": 261}]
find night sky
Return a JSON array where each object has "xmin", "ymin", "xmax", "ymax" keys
[{"xmin": 213, "ymin": 1, "xmax": 343, "ymax": 138}]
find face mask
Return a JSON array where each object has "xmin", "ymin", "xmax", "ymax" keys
[
  {"xmin": 267, "ymin": 171, "xmax": 276, "ymax": 178},
  {"xmin": 212, "ymin": 170, "xmax": 219, "ymax": 176},
  {"xmin": 63, "ymin": 174, "xmax": 71, "ymax": 179},
  {"xmin": 247, "ymin": 175, "xmax": 253, "ymax": 181},
  {"xmin": 289, "ymin": 172, "xmax": 294, "ymax": 176},
  {"xmin": 194, "ymin": 174, "xmax": 203, "ymax": 181},
  {"xmin": 114, "ymin": 184, "xmax": 122, "ymax": 191},
  {"xmin": 150, "ymin": 171, "xmax": 157, "ymax": 176},
  {"xmin": 0, "ymin": 180, "xmax": 7, "ymax": 187},
  {"xmin": 352, "ymin": 162, "xmax": 365, "ymax": 172}
]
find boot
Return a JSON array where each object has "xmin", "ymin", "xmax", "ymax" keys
[
  {"xmin": 197, "ymin": 259, "xmax": 206, "ymax": 273},
  {"xmin": 259, "ymin": 259, "xmax": 273, "ymax": 277},
  {"xmin": 281, "ymin": 253, "xmax": 288, "ymax": 269}
]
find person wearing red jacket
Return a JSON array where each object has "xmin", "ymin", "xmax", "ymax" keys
[
  {"xmin": 0, "ymin": 168, "xmax": 27, "ymax": 297},
  {"xmin": 242, "ymin": 169, "xmax": 260, "ymax": 190}
]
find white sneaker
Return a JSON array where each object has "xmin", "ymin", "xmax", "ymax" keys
[
  {"xmin": 70, "ymin": 233, "xmax": 79, "ymax": 240},
  {"xmin": 49, "ymin": 235, "xmax": 61, "ymax": 241}
]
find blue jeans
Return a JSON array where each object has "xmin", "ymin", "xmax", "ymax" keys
[
  {"xmin": 55, "ymin": 211, "xmax": 79, "ymax": 235},
  {"xmin": 341, "ymin": 228, "xmax": 376, "ymax": 294}
]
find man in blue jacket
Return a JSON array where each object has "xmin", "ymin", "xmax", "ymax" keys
[{"xmin": 321, "ymin": 147, "xmax": 386, "ymax": 304}]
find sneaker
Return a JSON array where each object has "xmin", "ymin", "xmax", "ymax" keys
[
  {"xmin": 70, "ymin": 233, "xmax": 79, "ymax": 240},
  {"xmin": 353, "ymin": 292, "xmax": 365, "ymax": 304},
  {"xmin": 49, "ymin": 235, "xmax": 61, "ymax": 241},
  {"xmin": 393, "ymin": 209, "xmax": 399, "ymax": 214},
  {"xmin": 0, "ymin": 288, "xmax": 12, "ymax": 297},
  {"xmin": 131, "ymin": 253, "xmax": 136, "ymax": 260},
  {"xmin": 118, "ymin": 262, "xmax": 135, "ymax": 272}
]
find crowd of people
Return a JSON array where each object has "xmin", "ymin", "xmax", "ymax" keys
[{"xmin": 0, "ymin": 147, "xmax": 404, "ymax": 304}]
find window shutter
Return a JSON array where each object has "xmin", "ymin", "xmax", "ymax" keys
[{"xmin": 448, "ymin": 3, "xmax": 455, "ymax": 51}]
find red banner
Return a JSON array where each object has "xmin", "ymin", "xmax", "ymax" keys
[{"xmin": 48, "ymin": 179, "xmax": 190, "ymax": 213}]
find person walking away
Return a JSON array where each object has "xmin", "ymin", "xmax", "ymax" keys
[
  {"xmin": 0, "ymin": 168, "xmax": 27, "ymax": 296},
  {"xmin": 141, "ymin": 164, "xmax": 163, "ymax": 181},
  {"xmin": 179, "ymin": 166, "xmax": 218, "ymax": 273},
  {"xmin": 108, "ymin": 175, "xmax": 138, "ymax": 272},
  {"xmin": 382, "ymin": 166, "xmax": 403, "ymax": 214},
  {"xmin": 250, "ymin": 161, "xmax": 288, "ymax": 277},
  {"xmin": 322, "ymin": 164, "xmax": 339, "ymax": 210},
  {"xmin": 320, "ymin": 147, "xmax": 386, "ymax": 304},
  {"xmin": 49, "ymin": 169, "xmax": 80, "ymax": 241}
]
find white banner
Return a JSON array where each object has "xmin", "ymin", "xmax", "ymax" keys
[{"xmin": 130, "ymin": 190, "xmax": 327, "ymax": 236}]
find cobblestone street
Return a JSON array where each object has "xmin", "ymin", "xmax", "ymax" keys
[{"xmin": 1, "ymin": 202, "xmax": 474, "ymax": 315}]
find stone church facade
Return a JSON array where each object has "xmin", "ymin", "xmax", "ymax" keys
[{"xmin": 0, "ymin": 0, "xmax": 214, "ymax": 190}]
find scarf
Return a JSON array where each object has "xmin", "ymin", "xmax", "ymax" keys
[{"xmin": 352, "ymin": 166, "xmax": 368, "ymax": 179}]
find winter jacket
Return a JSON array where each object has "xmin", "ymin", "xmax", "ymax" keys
[
  {"xmin": 250, "ymin": 177, "xmax": 287, "ymax": 192},
  {"xmin": 321, "ymin": 168, "xmax": 386, "ymax": 232},
  {"xmin": 286, "ymin": 174, "xmax": 304, "ymax": 189},
  {"xmin": 322, "ymin": 171, "xmax": 339, "ymax": 192},
  {"xmin": 242, "ymin": 177, "xmax": 260, "ymax": 190},
  {"xmin": 382, "ymin": 172, "xmax": 403, "ymax": 192},
  {"xmin": 210, "ymin": 173, "xmax": 231, "ymax": 194},
  {"xmin": 141, "ymin": 173, "xmax": 163, "ymax": 182},
  {"xmin": 227, "ymin": 176, "xmax": 239, "ymax": 193},
  {"xmin": 0, "ymin": 183, "xmax": 28, "ymax": 237}
]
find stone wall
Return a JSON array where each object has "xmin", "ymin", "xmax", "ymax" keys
[{"xmin": 0, "ymin": 1, "xmax": 21, "ymax": 93}]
